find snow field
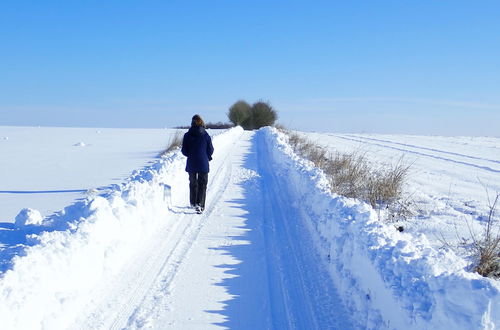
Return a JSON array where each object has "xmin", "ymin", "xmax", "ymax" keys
[
  {"xmin": 1, "ymin": 125, "xmax": 499, "ymax": 329},
  {"xmin": 0, "ymin": 126, "xmax": 185, "ymax": 223},
  {"xmin": 263, "ymin": 127, "xmax": 500, "ymax": 329},
  {"xmin": 299, "ymin": 132, "xmax": 500, "ymax": 250},
  {"xmin": 0, "ymin": 127, "xmax": 243, "ymax": 329}
]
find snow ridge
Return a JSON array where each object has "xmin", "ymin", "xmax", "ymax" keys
[
  {"xmin": 1, "ymin": 125, "xmax": 498, "ymax": 329},
  {"xmin": 0, "ymin": 127, "xmax": 243, "ymax": 330},
  {"xmin": 261, "ymin": 127, "xmax": 500, "ymax": 330}
]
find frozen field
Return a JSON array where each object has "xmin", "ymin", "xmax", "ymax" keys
[
  {"xmin": 0, "ymin": 126, "xmax": 499, "ymax": 329},
  {"xmin": 300, "ymin": 132, "xmax": 500, "ymax": 249},
  {"xmin": 0, "ymin": 126, "xmax": 182, "ymax": 223}
]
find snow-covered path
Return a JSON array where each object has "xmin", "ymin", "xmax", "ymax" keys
[
  {"xmin": 70, "ymin": 130, "xmax": 351, "ymax": 329},
  {"xmin": 2, "ymin": 127, "xmax": 499, "ymax": 330}
]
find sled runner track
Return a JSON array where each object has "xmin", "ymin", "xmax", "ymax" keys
[
  {"xmin": 120, "ymin": 141, "xmax": 235, "ymax": 328},
  {"xmin": 70, "ymin": 133, "xmax": 240, "ymax": 330},
  {"xmin": 344, "ymin": 134, "xmax": 500, "ymax": 165},
  {"xmin": 108, "ymin": 213, "xmax": 192, "ymax": 330},
  {"xmin": 256, "ymin": 131, "xmax": 352, "ymax": 329},
  {"xmin": 335, "ymin": 135, "xmax": 500, "ymax": 173},
  {"xmin": 72, "ymin": 206, "xmax": 193, "ymax": 329},
  {"xmin": 107, "ymin": 134, "xmax": 238, "ymax": 330}
]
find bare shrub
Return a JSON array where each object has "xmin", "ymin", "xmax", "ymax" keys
[
  {"xmin": 306, "ymin": 145, "xmax": 328, "ymax": 168},
  {"xmin": 251, "ymin": 101, "xmax": 278, "ymax": 129},
  {"xmin": 160, "ymin": 131, "xmax": 183, "ymax": 157},
  {"xmin": 385, "ymin": 195, "xmax": 416, "ymax": 222},
  {"xmin": 470, "ymin": 193, "xmax": 500, "ymax": 278},
  {"xmin": 274, "ymin": 124, "xmax": 287, "ymax": 131},
  {"xmin": 228, "ymin": 100, "xmax": 251, "ymax": 127},
  {"xmin": 288, "ymin": 133, "xmax": 302, "ymax": 150},
  {"xmin": 436, "ymin": 189, "xmax": 500, "ymax": 279},
  {"xmin": 227, "ymin": 100, "xmax": 278, "ymax": 130}
]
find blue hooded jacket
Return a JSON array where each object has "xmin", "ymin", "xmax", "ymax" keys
[{"xmin": 181, "ymin": 126, "xmax": 214, "ymax": 173}]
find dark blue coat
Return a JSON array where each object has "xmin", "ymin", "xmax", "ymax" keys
[{"xmin": 181, "ymin": 126, "xmax": 214, "ymax": 173}]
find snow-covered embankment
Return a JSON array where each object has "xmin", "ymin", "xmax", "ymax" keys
[
  {"xmin": 0, "ymin": 127, "xmax": 243, "ymax": 329},
  {"xmin": 261, "ymin": 127, "xmax": 500, "ymax": 329}
]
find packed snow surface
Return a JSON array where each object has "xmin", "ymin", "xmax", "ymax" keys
[{"xmin": 0, "ymin": 126, "xmax": 499, "ymax": 329}]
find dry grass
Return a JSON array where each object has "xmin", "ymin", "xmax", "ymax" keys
[
  {"xmin": 284, "ymin": 129, "xmax": 500, "ymax": 279},
  {"xmin": 365, "ymin": 159, "xmax": 411, "ymax": 209},
  {"xmin": 324, "ymin": 151, "xmax": 368, "ymax": 198},
  {"xmin": 469, "ymin": 192, "xmax": 500, "ymax": 278},
  {"xmin": 436, "ymin": 189, "xmax": 500, "ymax": 279},
  {"xmin": 160, "ymin": 131, "xmax": 183, "ymax": 157},
  {"xmin": 284, "ymin": 130, "xmax": 411, "ymax": 221}
]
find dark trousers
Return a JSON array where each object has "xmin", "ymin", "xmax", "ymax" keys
[{"xmin": 189, "ymin": 172, "xmax": 208, "ymax": 208}]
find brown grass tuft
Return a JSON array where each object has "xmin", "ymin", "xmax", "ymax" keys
[
  {"xmin": 160, "ymin": 131, "xmax": 183, "ymax": 157},
  {"xmin": 283, "ymin": 130, "xmax": 411, "ymax": 221}
]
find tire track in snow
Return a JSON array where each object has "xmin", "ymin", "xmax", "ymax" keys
[
  {"xmin": 344, "ymin": 134, "xmax": 500, "ymax": 165},
  {"xmin": 108, "ymin": 211, "xmax": 203, "ymax": 330},
  {"xmin": 71, "ymin": 130, "xmax": 242, "ymax": 330},
  {"xmin": 256, "ymin": 131, "xmax": 352, "ymax": 329},
  {"xmin": 112, "ymin": 131, "xmax": 240, "ymax": 329},
  {"xmin": 335, "ymin": 135, "xmax": 500, "ymax": 173},
  {"xmin": 70, "ymin": 203, "xmax": 192, "ymax": 329}
]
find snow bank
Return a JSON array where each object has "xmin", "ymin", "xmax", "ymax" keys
[
  {"xmin": 261, "ymin": 127, "xmax": 500, "ymax": 329},
  {"xmin": 14, "ymin": 208, "xmax": 45, "ymax": 227},
  {"xmin": 0, "ymin": 127, "xmax": 243, "ymax": 330}
]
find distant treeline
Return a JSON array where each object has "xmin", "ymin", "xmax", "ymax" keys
[
  {"xmin": 175, "ymin": 99, "xmax": 278, "ymax": 131},
  {"xmin": 175, "ymin": 121, "xmax": 234, "ymax": 129}
]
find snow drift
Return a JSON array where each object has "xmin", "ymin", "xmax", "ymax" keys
[
  {"xmin": 260, "ymin": 127, "xmax": 500, "ymax": 329},
  {"xmin": 1, "ymin": 124, "xmax": 498, "ymax": 330},
  {"xmin": 0, "ymin": 127, "xmax": 243, "ymax": 329}
]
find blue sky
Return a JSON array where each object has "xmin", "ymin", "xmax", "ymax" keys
[{"xmin": 1, "ymin": 1, "xmax": 499, "ymax": 135}]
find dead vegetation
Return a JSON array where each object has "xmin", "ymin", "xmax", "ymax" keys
[
  {"xmin": 469, "ymin": 192, "xmax": 500, "ymax": 278},
  {"xmin": 160, "ymin": 131, "xmax": 183, "ymax": 157},
  {"xmin": 283, "ymin": 129, "xmax": 500, "ymax": 279},
  {"xmin": 437, "ymin": 187, "xmax": 500, "ymax": 279},
  {"xmin": 284, "ymin": 130, "xmax": 412, "ymax": 221}
]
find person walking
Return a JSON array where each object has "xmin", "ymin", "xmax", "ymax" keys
[{"xmin": 181, "ymin": 114, "xmax": 214, "ymax": 214}]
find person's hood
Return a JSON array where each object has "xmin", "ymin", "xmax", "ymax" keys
[{"xmin": 188, "ymin": 125, "xmax": 206, "ymax": 136}]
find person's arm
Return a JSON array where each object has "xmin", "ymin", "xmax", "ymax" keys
[
  {"xmin": 206, "ymin": 135, "xmax": 214, "ymax": 161},
  {"xmin": 181, "ymin": 133, "xmax": 189, "ymax": 157}
]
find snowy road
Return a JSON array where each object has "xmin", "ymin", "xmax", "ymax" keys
[
  {"xmin": 2, "ymin": 127, "xmax": 499, "ymax": 329},
  {"xmin": 70, "ymin": 130, "xmax": 352, "ymax": 329}
]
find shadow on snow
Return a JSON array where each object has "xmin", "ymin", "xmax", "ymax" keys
[
  {"xmin": 0, "ymin": 185, "xmax": 118, "ymax": 275},
  {"xmin": 203, "ymin": 132, "xmax": 354, "ymax": 329}
]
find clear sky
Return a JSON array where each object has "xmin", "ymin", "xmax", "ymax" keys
[{"xmin": 1, "ymin": 1, "xmax": 499, "ymax": 135}]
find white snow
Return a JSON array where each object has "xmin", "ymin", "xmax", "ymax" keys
[
  {"xmin": 298, "ymin": 132, "xmax": 500, "ymax": 252},
  {"xmin": 265, "ymin": 128, "xmax": 500, "ymax": 329},
  {"xmin": 0, "ymin": 126, "xmax": 499, "ymax": 329},
  {"xmin": 0, "ymin": 126, "xmax": 184, "ymax": 223},
  {"xmin": 14, "ymin": 208, "xmax": 44, "ymax": 227}
]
